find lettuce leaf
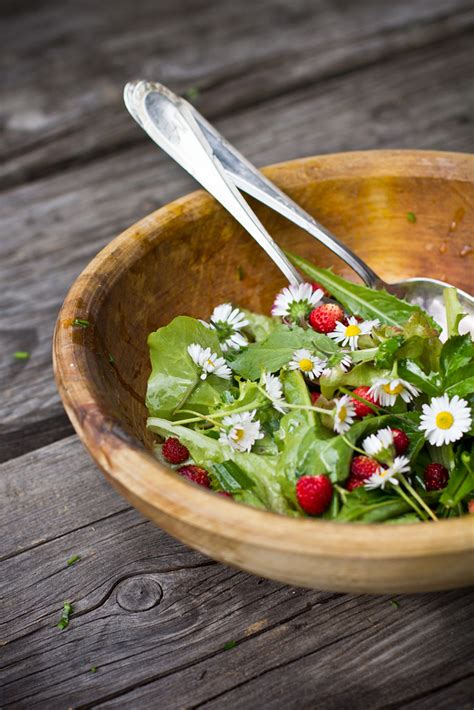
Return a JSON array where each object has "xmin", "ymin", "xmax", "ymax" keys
[{"xmin": 146, "ymin": 316, "xmax": 231, "ymax": 419}]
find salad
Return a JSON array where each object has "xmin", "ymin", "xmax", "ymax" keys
[{"xmin": 146, "ymin": 253, "xmax": 473, "ymax": 523}]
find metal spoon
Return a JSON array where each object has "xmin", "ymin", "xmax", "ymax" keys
[{"xmin": 124, "ymin": 80, "xmax": 473, "ymax": 321}]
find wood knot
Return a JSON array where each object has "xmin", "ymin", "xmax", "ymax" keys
[{"xmin": 116, "ymin": 575, "xmax": 163, "ymax": 612}]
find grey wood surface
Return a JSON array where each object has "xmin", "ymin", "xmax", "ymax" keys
[{"xmin": 0, "ymin": 0, "xmax": 473, "ymax": 707}]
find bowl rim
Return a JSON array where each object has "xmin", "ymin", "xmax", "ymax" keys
[{"xmin": 53, "ymin": 149, "xmax": 474, "ymax": 563}]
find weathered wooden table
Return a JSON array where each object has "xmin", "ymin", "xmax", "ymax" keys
[{"xmin": 1, "ymin": 1, "xmax": 473, "ymax": 707}]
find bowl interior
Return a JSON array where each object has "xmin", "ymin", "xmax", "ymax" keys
[{"xmin": 75, "ymin": 152, "xmax": 472, "ymax": 447}]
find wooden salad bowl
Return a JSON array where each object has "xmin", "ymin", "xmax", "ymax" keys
[{"xmin": 54, "ymin": 150, "xmax": 474, "ymax": 593}]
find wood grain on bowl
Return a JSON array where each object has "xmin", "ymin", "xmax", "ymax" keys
[{"xmin": 53, "ymin": 150, "xmax": 474, "ymax": 593}]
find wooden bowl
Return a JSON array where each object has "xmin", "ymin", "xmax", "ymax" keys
[{"xmin": 54, "ymin": 150, "xmax": 474, "ymax": 593}]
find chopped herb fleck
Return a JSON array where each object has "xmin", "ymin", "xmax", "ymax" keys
[
  {"xmin": 56, "ymin": 601, "xmax": 73, "ymax": 630},
  {"xmin": 183, "ymin": 86, "xmax": 200, "ymax": 101},
  {"xmin": 67, "ymin": 554, "xmax": 81, "ymax": 566},
  {"xmin": 237, "ymin": 265, "xmax": 245, "ymax": 281},
  {"xmin": 13, "ymin": 351, "xmax": 30, "ymax": 360},
  {"xmin": 390, "ymin": 598, "xmax": 400, "ymax": 609},
  {"xmin": 73, "ymin": 318, "xmax": 90, "ymax": 328},
  {"xmin": 406, "ymin": 211, "xmax": 417, "ymax": 223},
  {"xmin": 90, "ymin": 666, "xmax": 98, "ymax": 673},
  {"xmin": 223, "ymin": 640, "xmax": 236, "ymax": 651},
  {"xmin": 108, "ymin": 353, "xmax": 115, "ymax": 364}
]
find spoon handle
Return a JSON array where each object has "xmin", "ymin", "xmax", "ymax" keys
[
  {"xmin": 124, "ymin": 81, "xmax": 303, "ymax": 285},
  {"xmin": 186, "ymin": 104, "xmax": 381, "ymax": 288}
]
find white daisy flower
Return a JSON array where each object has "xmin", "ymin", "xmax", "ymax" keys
[
  {"xmin": 271, "ymin": 283, "xmax": 323, "ymax": 321},
  {"xmin": 368, "ymin": 377, "xmax": 420, "ymax": 407},
  {"xmin": 362, "ymin": 427, "xmax": 394, "ymax": 460},
  {"xmin": 419, "ymin": 394, "xmax": 472, "ymax": 446},
  {"xmin": 458, "ymin": 314, "xmax": 474, "ymax": 340},
  {"xmin": 364, "ymin": 455, "xmax": 410, "ymax": 490},
  {"xmin": 328, "ymin": 316, "xmax": 379, "ymax": 350},
  {"xmin": 262, "ymin": 372, "xmax": 287, "ymax": 413},
  {"xmin": 333, "ymin": 394, "xmax": 356, "ymax": 434},
  {"xmin": 204, "ymin": 303, "xmax": 249, "ymax": 352},
  {"xmin": 187, "ymin": 343, "xmax": 232, "ymax": 380},
  {"xmin": 322, "ymin": 352, "xmax": 353, "ymax": 378},
  {"xmin": 219, "ymin": 410, "xmax": 264, "ymax": 452},
  {"xmin": 288, "ymin": 348, "xmax": 327, "ymax": 380}
]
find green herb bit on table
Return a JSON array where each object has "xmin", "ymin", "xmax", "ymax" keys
[
  {"xmin": 73, "ymin": 318, "xmax": 90, "ymax": 328},
  {"xmin": 13, "ymin": 351, "xmax": 30, "ymax": 360},
  {"xmin": 67, "ymin": 554, "xmax": 81, "ymax": 566},
  {"xmin": 57, "ymin": 601, "xmax": 73, "ymax": 630},
  {"xmin": 406, "ymin": 211, "xmax": 417, "ymax": 223},
  {"xmin": 144, "ymin": 254, "xmax": 473, "ymax": 525}
]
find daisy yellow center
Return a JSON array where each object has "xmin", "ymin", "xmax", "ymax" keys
[
  {"xmin": 383, "ymin": 382, "xmax": 403, "ymax": 395},
  {"xmin": 231, "ymin": 427, "xmax": 245, "ymax": 442},
  {"xmin": 206, "ymin": 359, "xmax": 215, "ymax": 368},
  {"xmin": 435, "ymin": 411, "xmax": 454, "ymax": 430},
  {"xmin": 299, "ymin": 358, "xmax": 313, "ymax": 372},
  {"xmin": 338, "ymin": 406, "xmax": 347, "ymax": 422},
  {"xmin": 345, "ymin": 324, "xmax": 361, "ymax": 337}
]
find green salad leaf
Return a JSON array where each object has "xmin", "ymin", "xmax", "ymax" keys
[
  {"xmin": 229, "ymin": 324, "xmax": 338, "ymax": 380},
  {"xmin": 440, "ymin": 449, "xmax": 474, "ymax": 509},
  {"xmin": 146, "ymin": 316, "xmax": 230, "ymax": 419}
]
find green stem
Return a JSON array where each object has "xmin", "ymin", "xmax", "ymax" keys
[
  {"xmin": 171, "ymin": 379, "xmax": 200, "ymax": 415},
  {"xmin": 399, "ymin": 473, "xmax": 438, "ymax": 522},
  {"xmin": 168, "ymin": 409, "xmax": 224, "ymax": 428},
  {"xmin": 393, "ymin": 483, "xmax": 427, "ymax": 520},
  {"xmin": 256, "ymin": 383, "xmax": 329, "ymax": 416},
  {"xmin": 341, "ymin": 435, "xmax": 366, "ymax": 456}
]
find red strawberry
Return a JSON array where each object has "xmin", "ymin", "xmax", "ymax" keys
[
  {"xmin": 391, "ymin": 428, "xmax": 410, "ymax": 456},
  {"xmin": 217, "ymin": 491, "xmax": 233, "ymax": 498},
  {"xmin": 311, "ymin": 281, "xmax": 329, "ymax": 297},
  {"xmin": 350, "ymin": 455, "xmax": 380, "ymax": 481},
  {"xmin": 177, "ymin": 464, "xmax": 211, "ymax": 488},
  {"xmin": 296, "ymin": 475, "xmax": 333, "ymax": 515},
  {"xmin": 350, "ymin": 386, "xmax": 378, "ymax": 417},
  {"xmin": 468, "ymin": 500, "xmax": 474, "ymax": 514},
  {"xmin": 310, "ymin": 391, "xmax": 321, "ymax": 405},
  {"xmin": 424, "ymin": 463, "xmax": 449, "ymax": 491},
  {"xmin": 308, "ymin": 303, "xmax": 344, "ymax": 334},
  {"xmin": 347, "ymin": 476, "xmax": 364, "ymax": 492},
  {"xmin": 162, "ymin": 437, "xmax": 190, "ymax": 464}
]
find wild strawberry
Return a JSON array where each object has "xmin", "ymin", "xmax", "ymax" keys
[
  {"xmin": 468, "ymin": 500, "xmax": 474, "ymax": 514},
  {"xmin": 308, "ymin": 303, "xmax": 344, "ymax": 334},
  {"xmin": 350, "ymin": 386, "xmax": 378, "ymax": 417},
  {"xmin": 347, "ymin": 476, "xmax": 364, "ymax": 492},
  {"xmin": 350, "ymin": 455, "xmax": 380, "ymax": 481},
  {"xmin": 311, "ymin": 281, "xmax": 329, "ymax": 297},
  {"xmin": 424, "ymin": 463, "xmax": 449, "ymax": 491},
  {"xmin": 310, "ymin": 391, "xmax": 321, "ymax": 405},
  {"xmin": 177, "ymin": 464, "xmax": 211, "ymax": 488},
  {"xmin": 162, "ymin": 437, "xmax": 190, "ymax": 464},
  {"xmin": 296, "ymin": 475, "xmax": 333, "ymax": 515},
  {"xmin": 217, "ymin": 491, "xmax": 233, "ymax": 498},
  {"xmin": 391, "ymin": 428, "xmax": 410, "ymax": 456}
]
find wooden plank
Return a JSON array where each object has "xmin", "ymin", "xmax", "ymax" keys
[
  {"xmin": 1, "ymin": 0, "xmax": 473, "ymax": 189},
  {"xmin": 1, "ymin": 33, "xmax": 473, "ymax": 458},
  {"xmin": 0, "ymin": 436, "xmax": 472, "ymax": 708}
]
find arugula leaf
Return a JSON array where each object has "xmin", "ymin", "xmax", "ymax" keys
[
  {"xmin": 209, "ymin": 461, "xmax": 257, "ymax": 492},
  {"xmin": 146, "ymin": 316, "xmax": 230, "ymax": 419},
  {"xmin": 398, "ymin": 359, "xmax": 441, "ymax": 396},
  {"xmin": 287, "ymin": 252, "xmax": 438, "ymax": 329},
  {"xmin": 440, "ymin": 335, "xmax": 474, "ymax": 378},
  {"xmin": 230, "ymin": 325, "xmax": 338, "ymax": 380},
  {"xmin": 440, "ymin": 449, "xmax": 474, "ymax": 509},
  {"xmin": 336, "ymin": 488, "xmax": 414, "ymax": 522}
]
